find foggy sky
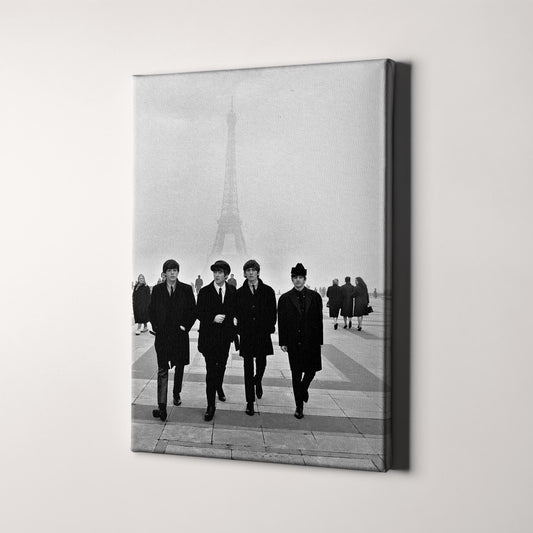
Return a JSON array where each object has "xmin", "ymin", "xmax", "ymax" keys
[{"xmin": 134, "ymin": 60, "xmax": 388, "ymax": 292}]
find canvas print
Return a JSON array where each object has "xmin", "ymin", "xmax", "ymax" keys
[{"xmin": 132, "ymin": 59, "xmax": 393, "ymax": 471}]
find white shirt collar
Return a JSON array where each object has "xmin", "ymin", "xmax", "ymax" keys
[
  {"xmin": 215, "ymin": 281, "xmax": 226, "ymax": 301},
  {"xmin": 166, "ymin": 280, "xmax": 177, "ymax": 295}
]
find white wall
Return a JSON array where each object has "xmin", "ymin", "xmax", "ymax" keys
[{"xmin": 1, "ymin": 1, "xmax": 532, "ymax": 531}]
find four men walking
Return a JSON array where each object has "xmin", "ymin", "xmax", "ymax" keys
[{"xmin": 144, "ymin": 258, "xmax": 371, "ymax": 422}]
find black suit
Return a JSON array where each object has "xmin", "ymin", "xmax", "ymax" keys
[
  {"xmin": 278, "ymin": 287, "xmax": 323, "ymax": 409},
  {"xmin": 148, "ymin": 281, "xmax": 196, "ymax": 407},
  {"xmin": 197, "ymin": 281, "xmax": 237, "ymax": 408},
  {"xmin": 236, "ymin": 278, "xmax": 277, "ymax": 403}
]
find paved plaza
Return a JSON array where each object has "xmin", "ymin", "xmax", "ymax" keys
[{"xmin": 131, "ymin": 297, "xmax": 390, "ymax": 471}]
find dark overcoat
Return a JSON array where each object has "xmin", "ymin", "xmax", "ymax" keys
[
  {"xmin": 353, "ymin": 284, "xmax": 370, "ymax": 317},
  {"xmin": 235, "ymin": 278, "xmax": 277, "ymax": 358},
  {"xmin": 278, "ymin": 287, "xmax": 323, "ymax": 372},
  {"xmin": 148, "ymin": 281, "xmax": 196, "ymax": 368},
  {"xmin": 340, "ymin": 283, "xmax": 356, "ymax": 317},
  {"xmin": 326, "ymin": 284, "xmax": 342, "ymax": 318},
  {"xmin": 132, "ymin": 283, "xmax": 151, "ymax": 323},
  {"xmin": 197, "ymin": 281, "xmax": 237, "ymax": 355}
]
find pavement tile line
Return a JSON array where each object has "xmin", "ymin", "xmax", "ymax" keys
[{"xmin": 142, "ymin": 439, "xmax": 382, "ymax": 472}]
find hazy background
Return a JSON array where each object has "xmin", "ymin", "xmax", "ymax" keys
[{"xmin": 134, "ymin": 61, "xmax": 388, "ymax": 292}]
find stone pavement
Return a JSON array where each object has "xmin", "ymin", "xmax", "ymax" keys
[{"xmin": 131, "ymin": 297, "xmax": 390, "ymax": 471}]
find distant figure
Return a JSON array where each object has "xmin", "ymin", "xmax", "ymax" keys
[
  {"xmin": 149, "ymin": 260, "xmax": 196, "ymax": 422},
  {"xmin": 195, "ymin": 275, "xmax": 203, "ymax": 295},
  {"xmin": 326, "ymin": 279, "xmax": 343, "ymax": 330},
  {"xmin": 227, "ymin": 273, "xmax": 237, "ymax": 288},
  {"xmin": 373, "ymin": 288, "xmax": 378, "ymax": 299},
  {"xmin": 321, "ymin": 286, "xmax": 327, "ymax": 298},
  {"xmin": 278, "ymin": 263, "xmax": 323, "ymax": 420},
  {"xmin": 340, "ymin": 276, "xmax": 356, "ymax": 329},
  {"xmin": 132, "ymin": 274, "xmax": 151, "ymax": 335},
  {"xmin": 354, "ymin": 277, "xmax": 370, "ymax": 331}
]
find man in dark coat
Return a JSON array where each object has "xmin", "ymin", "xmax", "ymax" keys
[
  {"xmin": 340, "ymin": 275, "xmax": 356, "ymax": 329},
  {"xmin": 326, "ymin": 278, "xmax": 343, "ymax": 330},
  {"xmin": 197, "ymin": 260, "xmax": 237, "ymax": 421},
  {"xmin": 148, "ymin": 259, "xmax": 196, "ymax": 422},
  {"xmin": 278, "ymin": 263, "xmax": 323, "ymax": 419},
  {"xmin": 235, "ymin": 259, "xmax": 277, "ymax": 416}
]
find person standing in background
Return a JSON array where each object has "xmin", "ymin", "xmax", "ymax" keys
[
  {"xmin": 326, "ymin": 278, "xmax": 343, "ymax": 330},
  {"xmin": 195, "ymin": 274, "xmax": 203, "ymax": 295},
  {"xmin": 132, "ymin": 274, "xmax": 151, "ymax": 335},
  {"xmin": 340, "ymin": 276, "xmax": 356, "ymax": 329},
  {"xmin": 354, "ymin": 277, "xmax": 370, "ymax": 331}
]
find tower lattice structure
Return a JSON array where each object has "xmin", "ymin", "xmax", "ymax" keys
[{"xmin": 210, "ymin": 101, "xmax": 247, "ymax": 257}]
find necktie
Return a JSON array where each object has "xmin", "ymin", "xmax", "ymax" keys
[
  {"xmin": 218, "ymin": 287, "xmax": 223, "ymax": 303},
  {"xmin": 170, "ymin": 286, "xmax": 174, "ymax": 296}
]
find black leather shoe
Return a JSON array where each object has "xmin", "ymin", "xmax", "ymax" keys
[
  {"xmin": 245, "ymin": 402, "xmax": 255, "ymax": 416},
  {"xmin": 294, "ymin": 407, "xmax": 304, "ymax": 419},
  {"xmin": 217, "ymin": 388, "xmax": 226, "ymax": 402},
  {"xmin": 334, "ymin": 323, "xmax": 338, "ymax": 330},
  {"xmin": 255, "ymin": 381, "xmax": 263, "ymax": 399},
  {"xmin": 153, "ymin": 404, "xmax": 167, "ymax": 421},
  {"xmin": 343, "ymin": 325, "xmax": 347, "ymax": 329},
  {"xmin": 357, "ymin": 326, "xmax": 362, "ymax": 331},
  {"xmin": 303, "ymin": 389, "xmax": 309, "ymax": 403},
  {"xmin": 204, "ymin": 406, "xmax": 215, "ymax": 421},
  {"xmin": 173, "ymin": 394, "xmax": 182, "ymax": 406}
]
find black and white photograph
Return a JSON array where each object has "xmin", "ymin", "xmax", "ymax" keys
[
  {"xmin": 131, "ymin": 59, "xmax": 393, "ymax": 471},
  {"xmin": 6, "ymin": 1, "xmax": 533, "ymax": 531}
]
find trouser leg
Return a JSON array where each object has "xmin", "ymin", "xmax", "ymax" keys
[
  {"xmin": 157, "ymin": 366, "xmax": 169, "ymax": 406},
  {"xmin": 291, "ymin": 369, "xmax": 304, "ymax": 409},
  {"xmin": 301, "ymin": 371, "xmax": 316, "ymax": 396},
  {"xmin": 172, "ymin": 363, "xmax": 184, "ymax": 398},
  {"xmin": 216, "ymin": 347, "xmax": 230, "ymax": 393},
  {"xmin": 244, "ymin": 356, "xmax": 255, "ymax": 403},
  {"xmin": 204, "ymin": 355, "xmax": 217, "ymax": 408},
  {"xmin": 254, "ymin": 354, "xmax": 267, "ymax": 384}
]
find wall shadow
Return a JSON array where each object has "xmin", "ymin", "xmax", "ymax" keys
[{"xmin": 391, "ymin": 62, "xmax": 412, "ymax": 470}]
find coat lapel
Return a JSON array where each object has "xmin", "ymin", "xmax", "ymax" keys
[
  {"xmin": 288, "ymin": 289, "xmax": 302, "ymax": 314},
  {"xmin": 304, "ymin": 288, "xmax": 312, "ymax": 314}
]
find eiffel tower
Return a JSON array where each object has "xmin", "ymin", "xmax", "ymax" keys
[{"xmin": 209, "ymin": 100, "xmax": 247, "ymax": 258}]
